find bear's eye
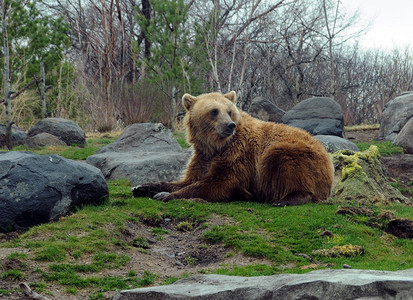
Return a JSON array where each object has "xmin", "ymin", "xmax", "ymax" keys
[
  {"xmin": 228, "ymin": 111, "xmax": 232, "ymax": 117},
  {"xmin": 210, "ymin": 109, "xmax": 219, "ymax": 117}
]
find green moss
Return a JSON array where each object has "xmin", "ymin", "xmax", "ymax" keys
[
  {"xmin": 313, "ymin": 245, "xmax": 365, "ymax": 257},
  {"xmin": 341, "ymin": 163, "xmax": 365, "ymax": 181},
  {"xmin": 332, "ymin": 146, "xmax": 406, "ymax": 203}
]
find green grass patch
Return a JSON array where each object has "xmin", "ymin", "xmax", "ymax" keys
[
  {"xmin": 33, "ymin": 244, "xmax": 67, "ymax": 262},
  {"xmin": 42, "ymin": 268, "xmax": 157, "ymax": 290},
  {"xmin": 7, "ymin": 252, "xmax": 28, "ymax": 260},
  {"xmin": 391, "ymin": 181, "xmax": 413, "ymax": 196},
  {"xmin": 0, "ymin": 289, "xmax": 11, "ymax": 295},
  {"xmin": 355, "ymin": 140, "xmax": 404, "ymax": 156},
  {"xmin": 10, "ymin": 190, "xmax": 412, "ymax": 275},
  {"xmin": 29, "ymin": 282, "xmax": 48, "ymax": 293},
  {"xmin": 2, "ymin": 270, "xmax": 24, "ymax": 280},
  {"xmin": 3, "ymin": 136, "xmax": 116, "ymax": 160}
]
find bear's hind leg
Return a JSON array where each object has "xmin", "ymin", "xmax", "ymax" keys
[{"xmin": 260, "ymin": 141, "xmax": 327, "ymax": 205}]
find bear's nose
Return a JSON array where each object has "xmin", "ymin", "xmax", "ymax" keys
[{"xmin": 227, "ymin": 122, "xmax": 236, "ymax": 131}]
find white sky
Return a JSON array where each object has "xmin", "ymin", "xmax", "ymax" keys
[{"xmin": 341, "ymin": 0, "xmax": 413, "ymax": 51}]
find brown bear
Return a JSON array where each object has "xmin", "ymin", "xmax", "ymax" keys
[{"xmin": 132, "ymin": 91, "xmax": 334, "ymax": 206}]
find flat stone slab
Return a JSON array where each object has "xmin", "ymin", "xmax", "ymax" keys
[
  {"xmin": 114, "ymin": 269, "xmax": 413, "ymax": 300},
  {"xmin": 315, "ymin": 135, "xmax": 359, "ymax": 153}
]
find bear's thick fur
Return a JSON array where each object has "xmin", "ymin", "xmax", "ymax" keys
[{"xmin": 133, "ymin": 91, "xmax": 334, "ymax": 205}]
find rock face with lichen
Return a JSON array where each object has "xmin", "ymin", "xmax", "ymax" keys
[{"xmin": 331, "ymin": 145, "xmax": 407, "ymax": 203}]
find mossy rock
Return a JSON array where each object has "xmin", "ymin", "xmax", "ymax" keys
[
  {"xmin": 312, "ymin": 244, "xmax": 364, "ymax": 257},
  {"xmin": 331, "ymin": 145, "xmax": 407, "ymax": 203}
]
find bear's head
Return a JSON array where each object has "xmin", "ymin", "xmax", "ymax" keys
[{"xmin": 182, "ymin": 91, "xmax": 241, "ymax": 155}]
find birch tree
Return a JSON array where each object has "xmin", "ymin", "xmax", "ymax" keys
[{"xmin": 1, "ymin": 0, "xmax": 11, "ymax": 149}]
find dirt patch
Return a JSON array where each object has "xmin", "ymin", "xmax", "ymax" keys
[
  {"xmin": 336, "ymin": 207, "xmax": 373, "ymax": 216},
  {"xmin": 386, "ymin": 218, "xmax": 413, "ymax": 238},
  {"xmin": 381, "ymin": 154, "xmax": 413, "ymax": 191},
  {"xmin": 346, "ymin": 128, "xmax": 379, "ymax": 143},
  {"xmin": 0, "ymin": 215, "xmax": 272, "ymax": 299},
  {"xmin": 116, "ymin": 214, "xmax": 272, "ymax": 278}
]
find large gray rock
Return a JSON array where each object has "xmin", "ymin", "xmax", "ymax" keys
[
  {"xmin": 281, "ymin": 97, "xmax": 344, "ymax": 137},
  {"xmin": 0, "ymin": 124, "xmax": 27, "ymax": 147},
  {"xmin": 379, "ymin": 91, "xmax": 413, "ymax": 142},
  {"xmin": 86, "ymin": 123, "xmax": 191, "ymax": 186},
  {"xmin": 25, "ymin": 132, "xmax": 67, "ymax": 148},
  {"xmin": 394, "ymin": 116, "xmax": 413, "ymax": 154},
  {"xmin": 0, "ymin": 151, "xmax": 108, "ymax": 232},
  {"xmin": 248, "ymin": 97, "xmax": 285, "ymax": 123},
  {"xmin": 315, "ymin": 135, "xmax": 359, "ymax": 153},
  {"xmin": 114, "ymin": 269, "xmax": 413, "ymax": 300},
  {"xmin": 28, "ymin": 118, "xmax": 86, "ymax": 146}
]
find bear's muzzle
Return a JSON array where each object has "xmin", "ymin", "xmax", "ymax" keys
[{"xmin": 219, "ymin": 121, "xmax": 236, "ymax": 138}]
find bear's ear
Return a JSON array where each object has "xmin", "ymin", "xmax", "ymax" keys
[
  {"xmin": 182, "ymin": 94, "xmax": 197, "ymax": 111},
  {"xmin": 224, "ymin": 91, "xmax": 236, "ymax": 103}
]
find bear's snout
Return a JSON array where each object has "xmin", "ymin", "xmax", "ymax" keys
[
  {"xmin": 218, "ymin": 121, "xmax": 236, "ymax": 138},
  {"xmin": 227, "ymin": 121, "xmax": 236, "ymax": 131}
]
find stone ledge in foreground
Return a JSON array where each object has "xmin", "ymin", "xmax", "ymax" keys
[{"xmin": 113, "ymin": 268, "xmax": 413, "ymax": 300}]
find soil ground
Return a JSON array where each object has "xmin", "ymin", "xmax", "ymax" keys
[{"xmin": 1, "ymin": 128, "xmax": 412, "ymax": 299}]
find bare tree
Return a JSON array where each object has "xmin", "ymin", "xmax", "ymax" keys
[
  {"xmin": 37, "ymin": 0, "xmax": 413, "ymax": 129},
  {"xmin": 1, "ymin": 0, "xmax": 12, "ymax": 149}
]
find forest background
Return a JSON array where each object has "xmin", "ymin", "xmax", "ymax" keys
[{"xmin": 1, "ymin": 0, "xmax": 412, "ymax": 133}]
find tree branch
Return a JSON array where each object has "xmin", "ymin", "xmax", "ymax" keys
[{"xmin": 0, "ymin": 77, "xmax": 41, "ymax": 104}]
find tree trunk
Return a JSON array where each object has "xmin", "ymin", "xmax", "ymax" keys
[
  {"xmin": 171, "ymin": 86, "xmax": 179, "ymax": 132},
  {"xmin": 1, "ymin": 0, "xmax": 12, "ymax": 149},
  {"xmin": 40, "ymin": 62, "xmax": 47, "ymax": 118}
]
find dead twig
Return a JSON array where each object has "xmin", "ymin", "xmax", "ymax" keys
[{"xmin": 19, "ymin": 282, "xmax": 52, "ymax": 300}]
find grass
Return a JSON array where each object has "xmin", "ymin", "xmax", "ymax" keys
[
  {"xmin": 174, "ymin": 131, "xmax": 190, "ymax": 149},
  {"xmin": 1, "ymin": 129, "xmax": 413, "ymax": 298},
  {"xmin": 3, "ymin": 182, "xmax": 413, "ymax": 286},
  {"xmin": 391, "ymin": 181, "xmax": 413, "ymax": 197},
  {"xmin": 355, "ymin": 140, "xmax": 404, "ymax": 156},
  {"xmin": 0, "ymin": 289, "xmax": 11, "ymax": 295},
  {"xmin": 0, "ymin": 136, "xmax": 116, "ymax": 159}
]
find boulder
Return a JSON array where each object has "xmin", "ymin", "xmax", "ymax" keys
[
  {"xmin": 248, "ymin": 97, "xmax": 285, "ymax": 123},
  {"xmin": 0, "ymin": 151, "xmax": 108, "ymax": 232},
  {"xmin": 331, "ymin": 145, "xmax": 407, "ymax": 203},
  {"xmin": 378, "ymin": 91, "xmax": 413, "ymax": 142},
  {"xmin": 0, "ymin": 124, "xmax": 27, "ymax": 147},
  {"xmin": 25, "ymin": 132, "xmax": 67, "ymax": 148},
  {"xmin": 28, "ymin": 118, "xmax": 86, "ymax": 146},
  {"xmin": 281, "ymin": 97, "xmax": 344, "ymax": 137},
  {"xmin": 393, "ymin": 116, "xmax": 413, "ymax": 154},
  {"xmin": 113, "ymin": 269, "xmax": 413, "ymax": 300},
  {"xmin": 315, "ymin": 135, "xmax": 359, "ymax": 153},
  {"xmin": 86, "ymin": 123, "xmax": 191, "ymax": 186}
]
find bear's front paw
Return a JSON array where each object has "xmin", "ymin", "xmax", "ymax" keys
[
  {"xmin": 153, "ymin": 192, "xmax": 171, "ymax": 202},
  {"xmin": 132, "ymin": 183, "xmax": 161, "ymax": 198}
]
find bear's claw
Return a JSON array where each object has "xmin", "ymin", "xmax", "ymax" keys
[
  {"xmin": 132, "ymin": 183, "xmax": 161, "ymax": 198},
  {"xmin": 132, "ymin": 185, "xmax": 149, "ymax": 197},
  {"xmin": 153, "ymin": 192, "xmax": 171, "ymax": 202}
]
